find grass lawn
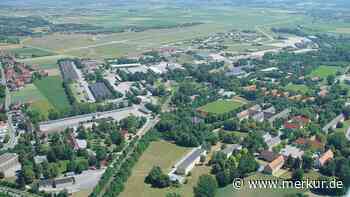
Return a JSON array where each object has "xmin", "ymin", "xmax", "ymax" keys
[
  {"xmin": 199, "ymin": 99, "xmax": 245, "ymax": 114},
  {"xmin": 216, "ymin": 173, "xmax": 306, "ymax": 197},
  {"xmin": 120, "ymin": 140, "xmax": 200, "ymax": 197},
  {"xmin": 285, "ymin": 83, "xmax": 310, "ymax": 94},
  {"xmin": 34, "ymin": 76, "xmax": 71, "ymax": 111},
  {"xmin": 308, "ymin": 65, "xmax": 341, "ymax": 79}
]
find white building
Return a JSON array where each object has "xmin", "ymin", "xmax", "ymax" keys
[{"xmin": 175, "ymin": 147, "xmax": 206, "ymax": 175}]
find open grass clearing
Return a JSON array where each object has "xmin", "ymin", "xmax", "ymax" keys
[
  {"xmin": 10, "ymin": 84, "xmax": 47, "ymax": 104},
  {"xmin": 199, "ymin": 99, "xmax": 245, "ymax": 114}
]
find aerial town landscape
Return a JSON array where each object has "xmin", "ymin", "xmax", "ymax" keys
[{"xmin": 0, "ymin": 0, "xmax": 350, "ymax": 197}]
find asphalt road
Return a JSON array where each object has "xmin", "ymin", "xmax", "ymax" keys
[{"xmin": 0, "ymin": 65, "xmax": 17, "ymax": 150}]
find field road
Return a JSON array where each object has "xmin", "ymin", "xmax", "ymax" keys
[{"xmin": 256, "ymin": 26, "xmax": 274, "ymax": 41}]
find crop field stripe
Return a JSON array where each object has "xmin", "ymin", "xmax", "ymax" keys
[{"xmin": 34, "ymin": 76, "xmax": 71, "ymax": 111}]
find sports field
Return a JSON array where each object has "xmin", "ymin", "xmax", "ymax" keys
[
  {"xmin": 33, "ymin": 76, "xmax": 71, "ymax": 111},
  {"xmin": 120, "ymin": 140, "xmax": 210, "ymax": 197},
  {"xmin": 308, "ymin": 65, "xmax": 341, "ymax": 79},
  {"xmin": 285, "ymin": 84, "xmax": 310, "ymax": 94},
  {"xmin": 199, "ymin": 99, "xmax": 245, "ymax": 114}
]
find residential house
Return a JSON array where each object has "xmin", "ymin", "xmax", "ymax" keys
[
  {"xmin": 259, "ymin": 150, "xmax": 281, "ymax": 162},
  {"xmin": 293, "ymin": 137, "xmax": 324, "ymax": 151},
  {"xmin": 280, "ymin": 145, "xmax": 304, "ymax": 159},
  {"xmin": 315, "ymin": 149, "xmax": 334, "ymax": 168},
  {"xmin": 263, "ymin": 133, "xmax": 281, "ymax": 150},
  {"xmin": 284, "ymin": 115, "xmax": 310, "ymax": 130},
  {"xmin": 220, "ymin": 144, "xmax": 242, "ymax": 158},
  {"xmin": 263, "ymin": 155, "xmax": 285, "ymax": 176},
  {"xmin": 268, "ymin": 109, "xmax": 290, "ymax": 124},
  {"xmin": 236, "ymin": 104, "xmax": 262, "ymax": 121}
]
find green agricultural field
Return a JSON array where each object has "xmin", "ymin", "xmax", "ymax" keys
[
  {"xmin": 7, "ymin": 46, "xmax": 56, "ymax": 59},
  {"xmin": 285, "ymin": 83, "xmax": 310, "ymax": 94},
  {"xmin": 216, "ymin": 173, "xmax": 306, "ymax": 197},
  {"xmin": 19, "ymin": 54, "xmax": 74, "ymax": 69},
  {"xmin": 34, "ymin": 76, "xmax": 71, "ymax": 111},
  {"xmin": 308, "ymin": 65, "xmax": 341, "ymax": 79},
  {"xmin": 120, "ymin": 140, "xmax": 204, "ymax": 197},
  {"xmin": 199, "ymin": 99, "xmax": 245, "ymax": 114}
]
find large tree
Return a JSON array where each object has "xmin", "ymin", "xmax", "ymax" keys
[{"xmin": 193, "ymin": 175, "xmax": 218, "ymax": 197}]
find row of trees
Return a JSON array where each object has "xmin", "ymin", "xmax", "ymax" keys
[{"xmin": 90, "ymin": 131, "xmax": 159, "ymax": 197}]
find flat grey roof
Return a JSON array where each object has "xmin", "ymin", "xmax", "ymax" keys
[{"xmin": 177, "ymin": 148, "xmax": 205, "ymax": 170}]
